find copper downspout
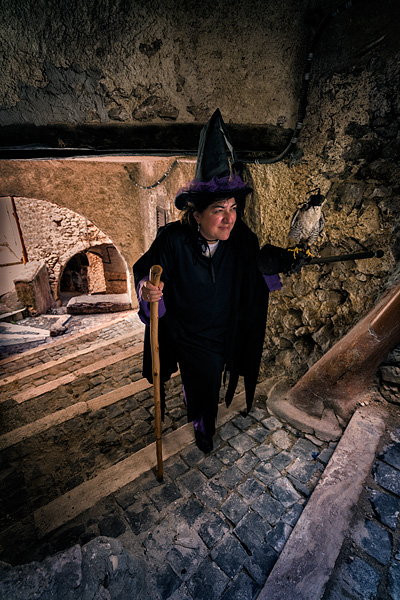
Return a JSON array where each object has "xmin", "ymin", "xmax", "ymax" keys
[
  {"xmin": 268, "ymin": 281, "xmax": 400, "ymax": 435},
  {"xmin": 10, "ymin": 196, "xmax": 28, "ymax": 264}
]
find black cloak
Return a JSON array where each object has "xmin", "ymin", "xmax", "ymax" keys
[{"xmin": 133, "ymin": 218, "xmax": 288, "ymax": 418}]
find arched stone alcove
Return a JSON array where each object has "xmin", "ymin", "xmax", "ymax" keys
[
  {"xmin": 59, "ymin": 243, "xmax": 128, "ymax": 302},
  {"xmin": 7, "ymin": 196, "xmax": 132, "ymax": 307}
]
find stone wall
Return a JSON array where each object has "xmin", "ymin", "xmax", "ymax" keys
[
  {"xmin": 245, "ymin": 0, "xmax": 400, "ymax": 380},
  {"xmin": 13, "ymin": 197, "xmax": 128, "ymax": 302}
]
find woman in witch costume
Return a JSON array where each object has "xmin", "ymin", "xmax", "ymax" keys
[{"xmin": 133, "ymin": 110, "xmax": 299, "ymax": 453}]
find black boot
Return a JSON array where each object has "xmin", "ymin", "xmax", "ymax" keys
[{"xmin": 195, "ymin": 429, "xmax": 213, "ymax": 453}]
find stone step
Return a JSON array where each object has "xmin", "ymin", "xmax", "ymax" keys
[
  {"xmin": 0, "ymin": 344, "xmax": 147, "ymax": 434},
  {"xmin": 0, "ymin": 377, "xmax": 152, "ymax": 452},
  {"xmin": 2, "ymin": 344, "xmax": 144, "ymax": 406},
  {"xmin": 0, "ymin": 330, "xmax": 144, "ymax": 387},
  {"xmin": 5, "ymin": 390, "xmax": 246, "ymax": 546},
  {"xmin": 0, "ymin": 368, "xmax": 185, "ymax": 546},
  {"xmin": 0, "ymin": 311, "xmax": 142, "ymax": 376}
]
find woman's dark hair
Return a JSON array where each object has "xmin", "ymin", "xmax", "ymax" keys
[{"xmin": 179, "ymin": 202, "xmax": 198, "ymax": 229}]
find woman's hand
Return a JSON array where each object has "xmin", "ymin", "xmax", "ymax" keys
[{"xmin": 141, "ymin": 280, "xmax": 164, "ymax": 302}]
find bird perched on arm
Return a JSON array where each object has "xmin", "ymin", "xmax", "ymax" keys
[{"xmin": 287, "ymin": 188, "xmax": 327, "ymax": 258}]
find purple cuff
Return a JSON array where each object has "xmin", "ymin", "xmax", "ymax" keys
[
  {"xmin": 182, "ymin": 385, "xmax": 205, "ymax": 434},
  {"xmin": 137, "ymin": 276, "xmax": 166, "ymax": 326},
  {"xmin": 263, "ymin": 273, "xmax": 282, "ymax": 292}
]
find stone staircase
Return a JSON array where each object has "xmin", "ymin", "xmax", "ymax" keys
[{"xmin": 0, "ymin": 313, "xmax": 187, "ymax": 564}]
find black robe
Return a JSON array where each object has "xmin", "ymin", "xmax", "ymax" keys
[{"xmin": 133, "ymin": 218, "xmax": 287, "ymax": 427}]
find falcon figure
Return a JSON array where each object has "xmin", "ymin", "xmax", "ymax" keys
[{"xmin": 288, "ymin": 188, "xmax": 327, "ymax": 257}]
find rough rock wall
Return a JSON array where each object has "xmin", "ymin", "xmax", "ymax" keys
[
  {"xmin": 0, "ymin": 0, "xmax": 306, "ymax": 128},
  {"xmin": 245, "ymin": 0, "xmax": 400, "ymax": 380}
]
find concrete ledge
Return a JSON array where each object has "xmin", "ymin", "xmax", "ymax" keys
[
  {"xmin": 267, "ymin": 378, "xmax": 343, "ymax": 442},
  {"xmin": 67, "ymin": 294, "xmax": 131, "ymax": 314},
  {"xmin": 257, "ymin": 405, "xmax": 387, "ymax": 600}
]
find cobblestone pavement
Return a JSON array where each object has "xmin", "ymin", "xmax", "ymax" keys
[
  {"xmin": 13, "ymin": 400, "xmax": 337, "ymax": 600},
  {"xmin": 323, "ymin": 427, "xmax": 400, "ymax": 600},
  {"xmin": 1, "ymin": 311, "xmax": 400, "ymax": 599}
]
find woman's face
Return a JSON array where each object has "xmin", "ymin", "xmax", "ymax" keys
[{"xmin": 194, "ymin": 197, "xmax": 237, "ymax": 241}]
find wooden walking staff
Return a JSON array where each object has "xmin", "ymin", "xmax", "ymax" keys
[{"xmin": 149, "ymin": 265, "xmax": 164, "ymax": 482}]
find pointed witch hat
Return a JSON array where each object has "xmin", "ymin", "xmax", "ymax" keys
[{"xmin": 175, "ymin": 108, "xmax": 252, "ymax": 210}]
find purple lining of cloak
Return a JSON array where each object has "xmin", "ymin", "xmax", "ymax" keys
[{"xmin": 136, "ymin": 276, "xmax": 166, "ymax": 326}]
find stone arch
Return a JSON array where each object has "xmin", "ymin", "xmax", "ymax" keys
[
  {"xmin": 11, "ymin": 196, "xmax": 132, "ymax": 306},
  {"xmin": 57, "ymin": 242, "xmax": 129, "ymax": 303}
]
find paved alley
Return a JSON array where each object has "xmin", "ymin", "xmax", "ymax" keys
[{"xmin": 0, "ymin": 311, "xmax": 399, "ymax": 599}]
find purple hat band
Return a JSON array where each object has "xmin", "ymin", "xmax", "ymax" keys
[{"xmin": 175, "ymin": 174, "xmax": 252, "ymax": 209}]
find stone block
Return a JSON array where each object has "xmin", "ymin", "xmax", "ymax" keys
[
  {"xmin": 286, "ymin": 457, "xmax": 323, "ymax": 484},
  {"xmin": 368, "ymin": 489, "xmax": 400, "ymax": 530},
  {"xmin": 220, "ymin": 571, "xmax": 261, "ymax": 600},
  {"xmin": 148, "ymin": 482, "xmax": 182, "ymax": 512},
  {"xmin": 210, "ymin": 533, "xmax": 248, "ymax": 578},
  {"xmin": 245, "ymin": 545, "xmax": 279, "ymax": 591},
  {"xmin": 220, "ymin": 493, "xmax": 249, "ymax": 525},
  {"xmin": 197, "ymin": 455, "xmax": 224, "ymax": 479},
  {"xmin": 237, "ymin": 477, "xmax": 265, "ymax": 503},
  {"xmin": 247, "ymin": 424, "xmax": 270, "ymax": 443},
  {"xmin": 269, "ymin": 477, "xmax": 303, "ymax": 507},
  {"xmin": 126, "ymin": 504, "xmax": 159, "ymax": 535},
  {"xmin": 151, "ymin": 562, "xmax": 181, "ymax": 600},
  {"xmin": 186, "ymin": 558, "xmax": 229, "ymax": 600},
  {"xmin": 176, "ymin": 469, "xmax": 207, "ymax": 493},
  {"xmin": 234, "ymin": 511, "xmax": 271, "ymax": 552},
  {"xmin": 195, "ymin": 480, "xmax": 228, "ymax": 509},
  {"xmin": 218, "ymin": 421, "xmax": 240, "ymax": 441},
  {"xmin": 198, "ymin": 512, "xmax": 230, "ymax": 548},
  {"xmin": 67, "ymin": 294, "xmax": 131, "ymax": 314},
  {"xmin": 388, "ymin": 560, "xmax": 400, "ymax": 600},
  {"xmin": 236, "ymin": 451, "xmax": 260, "ymax": 474},
  {"xmin": 374, "ymin": 461, "xmax": 400, "ymax": 496},
  {"xmin": 174, "ymin": 498, "xmax": 204, "ymax": 527},
  {"xmin": 229, "ymin": 432, "xmax": 258, "ymax": 455},
  {"xmin": 270, "ymin": 451, "xmax": 293, "ymax": 472},
  {"xmin": 338, "ymin": 556, "xmax": 380, "ymax": 599},
  {"xmin": 380, "ymin": 442, "xmax": 400, "ymax": 471},
  {"xmin": 353, "ymin": 519, "xmax": 392, "ymax": 565},
  {"xmin": 98, "ymin": 514, "xmax": 126, "ymax": 537},
  {"xmin": 14, "ymin": 260, "xmax": 55, "ymax": 316},
  {"xmin": 164, "ymin": 456, "xmax": 189, "ymax": 480},
  {"xmin": 265, "ymin": 520, "xmax": 293, "ymax": 553},
  {"xmin": 251, "ymin": 492, "xmax": 284, "ymax": 524},
  {"xmin": 216, "ymin": 465, "xmax": 243, "ymax": 490},
  {"xmin": 253, "ymin": 443, "xmax": 280, "ymax": 462},
  {"xmin": 215, "ymin": 445, "xmax": 240, "ymax": 466},
  {"xmin": 253, "ymin": 463, "xmax": 281, "ymax": 486},
  {"xmin": 167, "ymin": 544, "xmax": 206, "ymax": 582}
]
